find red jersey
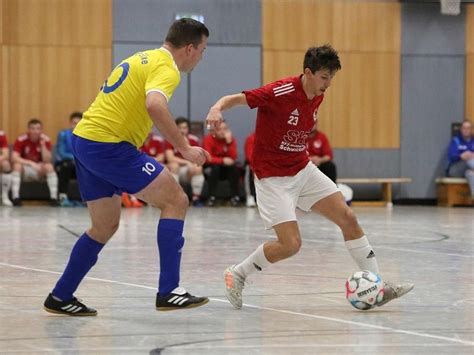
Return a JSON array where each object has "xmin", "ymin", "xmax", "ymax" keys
[
  {"xmin": 141, "ymin": 134, "xmax": 164, "ymax": 157},
  {"xmin": 243, "ymin": 75, "xmax": 324, "ymax": 178},
  {"xmin": 165, "ymin": 134, "xmax": 200, "ymax": 159},
  {"xmin": 13, "ymin": 133, "xmax": 52, "ymax": 162},
  {"xmin": 244, "ymin": 132, "xmax": 256, "ymax": 168},
  {"xmin": 203, "ymin": 134, "xmax": 238, "ymax": 165},
  {"xmin": 307, "ymin": 130, "xmax": 333, "ymax": 160},
  {"xmin": 0, "ymin": 131, "xmax": 8, "ymax": 149}
]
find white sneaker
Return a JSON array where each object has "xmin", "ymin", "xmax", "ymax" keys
[
  {"xmin": 246, "ymin": 196, "xmax": 256, "ymax": 207},
  {"xmin": 2, "ymin": 196, "xmax": 12, "ymax": 207},
  {"xmin": 224, "ymin": 265, "xmax": 245, "ymax": 309},
  {"xmin": 377, "ymin": 281, "xmax": 414, "ymax": 307}
]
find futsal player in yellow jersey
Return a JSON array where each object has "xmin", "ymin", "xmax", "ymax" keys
[{"xmin": 44, "ymin": 18, "xmax": 211, "ymax": 316}]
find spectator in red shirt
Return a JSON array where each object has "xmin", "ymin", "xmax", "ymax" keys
[
  {"xmin": 307, "ymin": 123, "xmax": 337, "ymax": 183},
  {"xmin": 165, "ymin": 117, "xmax": 205, "ymax": 205},
  {"xmin": 121, "ymin": 132, "xmax": 166, "ymax": 208},
  {"xmin": 0, "ymin": 130, "xmax": 13, "ymax": 206},
  {"xmin": 11, "ymin": 118, "xmax": 58, "ymax": 206},
  {"xmin": 203, "ymin": 120, "xmax": 240, "ymax": 206},
  {"xmin": 141, "ymin": 133, "xmax": 165, "ymax": 163},
  {"xmin": 244, "ymin": 131, "xmax": 256, "ymax": 207}
]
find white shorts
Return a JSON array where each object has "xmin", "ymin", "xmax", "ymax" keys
[
  {"xmin": 255, "ymin": 162, "xmax": 340, "ymax": 229},
  {"xmin": 22, "ymin": 165, "xmax": 41, "ymax": 182}
]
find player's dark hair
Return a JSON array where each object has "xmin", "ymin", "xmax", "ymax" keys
[
  {"xmin": 175, "ymin": 116, "xmax": 190, "ymax": 127},
  {"xmin": 165, "ymin": 18, "xmax": 209, "ymax": 48},
  {"xmin": 303, "ymin": 44, "xmax": 341, "ymax": 74},
  {"xmin": 27, "ymin": 118, "xmax": 42, "ymax": 127},
  {"xmin": 70, "ymin": 111, "xmax": 83, "ymax": 120}
]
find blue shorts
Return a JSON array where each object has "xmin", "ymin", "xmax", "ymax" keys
[{"xmin": 72, "ymin": 135, "xmax": 164, "ymax": 201}]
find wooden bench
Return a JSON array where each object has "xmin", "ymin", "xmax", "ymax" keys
[
  {"xmin": 337, "ymin": 178, "xmax": 412, "ymax": 207},
  {"xmin": 435, "ymin": 177, "xmax": 473, "ymax": 207}
]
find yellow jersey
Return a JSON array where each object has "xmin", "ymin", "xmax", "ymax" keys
[{"xmin": 74, "ymin": 47, "xmax": 180, "ymax": 148}]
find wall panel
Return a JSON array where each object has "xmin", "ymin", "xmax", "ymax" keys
[
  {"xmin": 466, "ymin": 5, "xmax": 474, "ymax": 120},
  {"xmin": 2, "ymin": 0, "xmax": 112, "ymax": 143},
  {"xmin": 466, "ymin": 54, "xmax": 474, "ymax": 120},
  {"xmin": 3, "ymin": 0, "xmax": 112, "ymax": 46},
  {"xmin": 114, "ymin": 0, "xmax": 260, "ymax": 45},
  {"xmin": 6, "ymin": 46, "xmax": 111, "ymax": 141},
  {"xmin": 262, "ymin": 0, "xmax": 333, "ymax": 51},
  {"xmin": 332, "ymin": 2, "xmax": 400, "ymax": 52},
  {"xmin": 329, "ymin": 52, "xmax": 400, "ymax": 148}
]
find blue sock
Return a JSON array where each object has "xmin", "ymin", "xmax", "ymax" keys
[
  {"xmin": 157, "ymin": 218, "xmax": 185, "ymax": 296},
  {"xmin": 52, "ymin": 233, "xmax": 104, "ymax": 301}
]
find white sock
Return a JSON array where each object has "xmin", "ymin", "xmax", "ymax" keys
[
  {"xmin": 47, "ymin": 172, "xmax": 58, "ymax": 199},
  {"xmin": 2, "ymin": 173, "xmax": 12, "ymax": 199},
  {"xmin": 11, "ymin": 172, "xmax": 21, "ymax": 199},
  {"xmin": 345, "ymin": 235, "xmax": 379, "ymax": 274},
  {"xmin": 190, "ymin": 174, "xmax": 204, "ymax": 196},
  {"xmin": 234, "ymin": 243, "xmax": 271, "ymax": 279}
]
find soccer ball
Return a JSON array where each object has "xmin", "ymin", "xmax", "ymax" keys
[{"xmin": 345, "ymin": 270, "xmax": 384, "ymax": 310}]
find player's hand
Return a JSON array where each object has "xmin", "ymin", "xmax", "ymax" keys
[
  {"xmin": 205, "ymin": 107, "xmax": 224, "ymax": 131},
  {"xmin": 180, "ymin": 146, "xmax": 210, "ymax": 166},
  {"xmin": 223, "ymin": 157, "xmax": 234, "ymax": 166}
]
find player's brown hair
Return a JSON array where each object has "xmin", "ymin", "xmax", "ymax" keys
[
  {"xmin": 165, "ymin": 18, "xmax": 209, "ymax": 49},
  {"xmin": 304, "ymin": 44, "xmax": 341, "ymax": 74}
]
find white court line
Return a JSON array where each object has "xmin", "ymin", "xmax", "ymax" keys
[
  {"xmin": 0, "ymin": 343, "xmax": 466, "ymax": 353},
  {"xmin": 197, "ymin": 227, "xmax": 473, "ymax": 259},
  {"xmin": 1, "ymin": 262, "xmax": 473, "ymax": 347}
]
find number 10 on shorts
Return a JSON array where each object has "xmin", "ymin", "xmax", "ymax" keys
[{"xmin": 142, "ymin": 162, "xmax": 156, "ymax": 176}]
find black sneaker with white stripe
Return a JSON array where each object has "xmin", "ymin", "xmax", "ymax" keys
[
  {"xmin": 43, "ymin": 293, "xmax": 97, "ymax": 316},
  {"xmin": 156, "ymin": 287, "xmax": 209, "ymax": 311}
]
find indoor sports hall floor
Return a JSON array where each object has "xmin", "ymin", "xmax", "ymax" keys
[{"xmin": 0, "ymin": 205, "xmax": 472, "ymax": 354}]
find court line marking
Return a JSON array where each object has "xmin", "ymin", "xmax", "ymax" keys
[
  {"xmin": 195, "ymin": 227, "xmax": 473, "ymax": 259},
  {"xmin": 0, "ymin": 343, "xmax": 468, "ymax": 353},
  {"xmin": 0, "ymin": 262, "xmax": 473, "ymax": 347}
]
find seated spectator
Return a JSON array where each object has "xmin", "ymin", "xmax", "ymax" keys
[
  {"xmin": 203, "ymin": 120, "xmax": 240, "ymax": 206},
  {"xmin": 141, "ymin": 132, "xmax": 165, "ymax": 163},
  {"xmin": 0, "ymin": 130, "xmax": 12, "ymax": 206},
  {"xmin": 307, "ymin": 123, "xmax": 337, "ymax": 183},
  {"xmin": 244, "ymin": 131, "xmax": 256, "ymax": 207},
  {"xmin": 447, "ymin": 120, "xmax": 474, "ymax": 197},
  {"xmin": 56, "ymin": 112, "xmax": 82, "ymax": 206},
  {"xmin": 11, "ymin": 118, "xmax": 58, "ymax": 206},
  {"xmin": 165, "ymin": 117, "xmax": 205, "ymax": 205}
]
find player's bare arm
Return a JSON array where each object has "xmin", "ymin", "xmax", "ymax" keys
[
  {"xmin": 146, "ymin": 92, "xmax": 209, "ymax": 166},
  {"xmin": 40, "ymin": 138, "xmax": 52, "ymax": 163},
  {"xmin": 206, "ymin": 93, "xmax": 248, "ymax": 129}
]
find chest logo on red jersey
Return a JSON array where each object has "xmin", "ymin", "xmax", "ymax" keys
[
  {"xmin": 313, "ymin": 109, "xmax": 318, "ymax": 121},
  {"xmin": 288, "ymin": 109, "xmax": 299, "ymax": 126}
]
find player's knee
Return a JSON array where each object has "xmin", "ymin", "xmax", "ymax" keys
[
  {"xmin": 285, "ymin": 237, "xmax": 302, "ymax": 257},
  {"xmin": 92, "ymin": 221, "xmax": 119, "ymax": 242},
  {"xmin": 174, "ymin": 189, "xmax": 189, "ymax": 209},
  {"xmin": 44, "ymin": 163, "xmax": 54, "ymax": 173}
]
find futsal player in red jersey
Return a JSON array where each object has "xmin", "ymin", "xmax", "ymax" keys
[{"xmin": 205, "ymin": 44, "xmax": 413, "ymax": 309}]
